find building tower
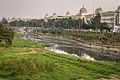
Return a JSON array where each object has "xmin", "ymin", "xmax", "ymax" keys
[{"xmin": 116, "ymin": 6, "xmax": 120, "ymax": 26}]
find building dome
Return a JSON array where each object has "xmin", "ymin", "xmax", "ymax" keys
[
  {"xmin": 118, "ymin": 6, "xmax": 120, "ymax": 10},
  {"xmin": 45, "ymin": 14, "xmax": 49, "ymax": 18},
  {"xmin": 79, "ymin": 5, "xmax": 87, "ymax": 15},
  {"xmin": 53, "ymin": 13, "xmax": 57, "ymax": 16},
  {"xmin": 52, "ymin": 13, "xmax": 57, "ymax": 18},
  {"xmin": 95, "ymin": 7, "xmax": 102, "ymax": 14},
  {"xmin": 65, "ymin": 11, "xmax": 70, "ymax": 16},
  {"xmin": 116, "ymin": 6, "xmax": 120, "ymax": 12}
]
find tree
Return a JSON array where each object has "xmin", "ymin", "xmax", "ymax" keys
[
  {"xmin": 60, "ymin": 18, "xmax": 68, "ymax": 29},
  {"xmin": 81, "ymin": 18, "xmax": 89, "ymax": 30},
  {"xmin": 87, "ymin": 13, "xmax": 101, "ymax": 30},
  {"xmin": 74, "ymin": 18, "xmax": 82, "ymax": 30},
  {"xmin": 99, "ymin": 22, "xmax": 110, "ymax": 52},
  {"xmin": 0, "ymin": 23, "xmax": 14, "ymax": 46},
  {"xmin": 67, "ymin": 17, "xmax": 75, "ymax": 30},
  {"xmin": 78, "ymin": 18, "xmax": 83, "ymax": 30},
  {"xmin": 99, "ymin": 22, "xmax": 110, "ymax": 38},
  {"xmin": 88, "ymin": 13, "xmax": 110, "ymax": 53},
  {"xmin": 1, "ymin": 18, "xmax": 8, "ymax": 25}
]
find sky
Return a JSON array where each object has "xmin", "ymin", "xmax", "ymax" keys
[{"xmin": 0, "ymin": 0, "xmax": 120, "ymax": 19}]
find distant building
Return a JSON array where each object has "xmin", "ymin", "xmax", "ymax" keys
[
  {"xmin": 44, "ymin": 11, "xmax": 71, "ymax": 20},
  {"xmin": 44, "ymin": 5, "xmax": 120, "ymax": 32}
]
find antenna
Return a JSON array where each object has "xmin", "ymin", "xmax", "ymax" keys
[{"xmin": 92, "ymin": 0, "xmax": 95, "ymax": 17}]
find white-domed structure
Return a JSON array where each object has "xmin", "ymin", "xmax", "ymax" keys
[
  {"xmin": 118, "ymin": 6, "xmax": 120, "ymax": 10},
  {"xmin": 44, "ymin": 14, "xmax": 49, "ymax": 18},
  {"xmin": 116, "ymin": 6, "xmax": 120, "ymax": 12},
  {"xmin": 52, "ymin": 13, "xmax": 57, "ymax": 18},
  {"xmin": 79, "ymin": 5, "xmax": 88, "ymax": 16},
  {"xmin": 53, "ymin": 13, "xmax": 57, "ymax": 16},
  {"xmin": 95, "ymin": 7, "xmax": 102, "ymax": 14},
  {"xmin": 43, "ymin": 5, "xmax": 120, "ymax": 32}
]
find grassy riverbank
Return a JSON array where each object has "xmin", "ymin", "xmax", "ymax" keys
[
  {"xmin": 0, "ymin": 36, "xmax": 120, "ymax": 80},
  {"xmin": 37, "ymin": 29, "xmax": 120, "ymax": 45}
]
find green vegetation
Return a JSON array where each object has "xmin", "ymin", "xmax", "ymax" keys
[
  {"xmin": 37, "ymin": 29, "xmax": 120, "ymax": 45},
  {"xmin": 9, "ymin": 12, "xmax": 111, "ymax": 32},
  {"xmin": 0, "ymin": 18, "xmax": 14, "ymax": 46},
  {"xmin": 9, "ymin": 16, "xmax": 89, "ymax": 30},
  {"xmin": 0, "ymin": 35, "xmax": 120, "ymax": 80}
]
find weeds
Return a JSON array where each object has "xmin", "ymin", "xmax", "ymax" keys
[{"xmin": 0, "ymin": 58, "xmax": 54, "ymax": 77}]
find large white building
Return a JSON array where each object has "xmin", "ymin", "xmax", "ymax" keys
[
  {"xmin": 78, "ymin": 5, "xmax": 120, "ymax": 32},
  {"xmin": 44, "ymin": 5, "xmax": 120, "ymax": 32}
]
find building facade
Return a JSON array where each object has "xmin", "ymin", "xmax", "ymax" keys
[{"xmin": 44, "ymin": 5, "xmax": 120, "ymax": 32}]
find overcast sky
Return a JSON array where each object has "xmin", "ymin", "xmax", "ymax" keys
[{"xmin": 0, "ymin": 0, "xmax": 120, "ymax": 18}]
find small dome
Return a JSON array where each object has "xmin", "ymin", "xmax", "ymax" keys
[
  {"xmin": 45, "ymin": 14, "xmax": 49, "ymax": 17},
  {"xmin": 116, "ymin": 6, "xmax": 120, "ymax": 12},
  {"xmin": 95, "ymin": 7, "xmax": 102, "ymax": 14},
  {"xmin": 66, "ymin": 11, "xmax": 70, "ymax": 16},
  {"xmin": 53, "ymin": 13, "xmax": 57, "ymax": 16},
  {"xmin": 79, "ymin": 5, "xmax": 87, "ymax": 15},
  {"xmin": 118, "ymin": 6, "xmax": 120, "ymax": 10}
]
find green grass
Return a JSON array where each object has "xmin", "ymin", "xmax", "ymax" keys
[
  {"xmin": 38, "ymin": 29, "xmax": 120, "ymax": 45},
  {"xmin": 0, "ymin": 36, "xmax": 120, "ymax": 80}
]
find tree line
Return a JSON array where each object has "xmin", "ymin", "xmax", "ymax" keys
[
  {"xmin": 1, "ymin": 12, "xmax": 114, "ymax": 48},
  {"xmin": 8, "ymin": 13, "xmax": 111, "ymax": 31},
  {"xmin": 8, "ymin": 17, "xmax": 99, "ymax": 30}
]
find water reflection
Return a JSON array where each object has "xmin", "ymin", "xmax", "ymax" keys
[{"xmin": 45, "ymin": 44, "xmax": 95, "ymax": 61}]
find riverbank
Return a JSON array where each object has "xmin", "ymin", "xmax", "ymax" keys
[
  {"xmin": 37, "ymin": 33, "xmax": 120, "ymax": 56},
  {"xmin": 36, "ymin": 30, "xmax": 120, "ymax": 55},
  {"xmin": 0, "ymin": 36, "xmax": 120, "ymax": 80}
]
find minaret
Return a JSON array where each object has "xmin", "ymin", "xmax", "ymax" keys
[{"xmin": 116, "ymin": 6, "xmax": 120, "ymax": 26}]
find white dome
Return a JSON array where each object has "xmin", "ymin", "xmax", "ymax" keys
[
  {"xmin": 118, "ymin": 6, "xmax": 120, "ymax": 10},
  {"xmin": 116, "ymin": 6, "xmax": 120, "ymax": 12},
  {"xmin": 53, "ymin": 13, "xmax": 57, "ymax": 16},
  {"xmin": 95, "ymin": 7, "xmax": 102, "ymax": 14},
  {"xmin": 79, "ymin": 5, "xmax": 87, "ymax": 15},
  {"xmin": 45, "ymin": 14, "xmax": 49, "ymax": 17}
]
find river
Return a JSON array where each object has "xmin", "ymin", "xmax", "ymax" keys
[{"xmin": 23, "ymin": 34, "xmax": 120, "ymax": 62}]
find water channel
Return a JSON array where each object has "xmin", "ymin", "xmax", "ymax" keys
[{"xmin": 23, "ymin": 34, "xmax": 120, "ymax": 62}]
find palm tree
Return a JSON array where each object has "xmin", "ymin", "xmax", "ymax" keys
[
  {"xmin": 99, "ymin": 22, "xmax": 110, "ymax": 53},
  {"xmin": 77, "ymin": 18, "xmax": 82, "ymax": 31},
  {"xmin": 88, "ymin": 12, "xmax": 111, "ymax": 53}
]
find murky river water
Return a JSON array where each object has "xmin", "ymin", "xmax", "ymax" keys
[{"xmin": 24, "ymin": 35, "xmax": 120, "ymax": 62}]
